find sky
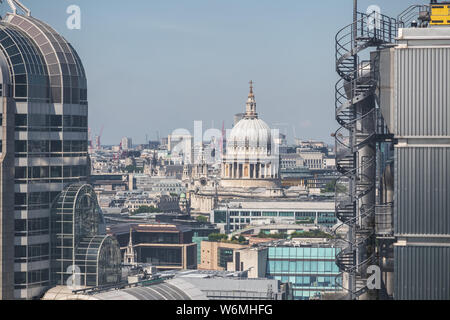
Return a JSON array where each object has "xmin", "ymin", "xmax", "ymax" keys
[{"xmin": 5, "ymin": 0, "xmax": 426, "ymax": 145}]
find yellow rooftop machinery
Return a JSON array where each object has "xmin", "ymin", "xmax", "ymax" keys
[{"xmin": 430, "ymin": 1, "xmax": 450, "ymax": 25}]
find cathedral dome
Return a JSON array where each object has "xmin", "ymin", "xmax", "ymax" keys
[
  {"xmin": 221, "ymin": 81, "xmax": 280, "ymax": 189},
  {"xmin": 227, "ymin": 81, "xmax": 272, "ymax": 154},
  {"xmin": 228, "ymin": 117, "xmax": 272, "ymax": 151}
]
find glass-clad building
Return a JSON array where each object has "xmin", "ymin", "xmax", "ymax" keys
[
  {"xmin": 52, "ymin": 184, "xmax": 121, "ymax": 288},
  {"xmin": 266, "ymin": 246, "xmax": 342, "ymax": 300},
  {"xmin": 0, "ymin": 3, "xmax": 89, "ymax": 300},
  {"xmin": 212, "ymin": 200, "xmax": 337, "ymax": 234}
]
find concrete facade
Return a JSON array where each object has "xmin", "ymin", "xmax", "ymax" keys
[{"xmin": 198, "ymin": 241, "xmax": 248, "ymax": 271}]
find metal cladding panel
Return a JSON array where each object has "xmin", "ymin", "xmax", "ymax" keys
[
  {"xmin": 395, "ymin": 47, "xmax": 450, "ymax": 137},
  {"xmin": 395, "ymin": 147, "xmax": 450, "ymax": 235},
  {"xmin": 395, "ymin": 246, "xmax": 450, "ymax": 300}
]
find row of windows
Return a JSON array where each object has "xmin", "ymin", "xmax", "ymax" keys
[
  {"xmin": 229, "ymin": 218, "xmax": 251, "ymax": 224},
  {"xmin": 268, "ymin": 247, "xmax": 339, "ymax": 258},
  {"xmin": 271, "ymin": 275, "xmax": 342, "ymax": 300},
  {"xmin": 15, "ymin": 140, "xmax": 88, "ymax": 153},
  {"xmin": 267, "ymin": 260, "xmax": 340, "ymax": 274},
  {"xmin": 15, "ymin": 114, "xmax": 87, "ymax": 128},
  {"xmin": 15, "ymin": 191, "xmax": 61, "ymax": 207},
  {"xmin": 227, "ymin": 211, "xmax": 334, "ymax": 218},
  {"xmin": 15, "ymin": 218, "xmax": 49, "ymax": 236},
  {"xmin": 15, "ymin": 165, "xmax": 88, "ymax": 180},
  {"xmin": 14, "ymin": 269, "xmax": 49, "ymax": 286},
  {"xmin": 275, "ymin": 275, "xmax": 340, "ymax": 288},
  {"xmin": 16, "ymin": 153, "xmax": 87, "ymax": 159},
  {"xmin": 15, "ymin": 243, "xmax": 50, "ymax": 262}
]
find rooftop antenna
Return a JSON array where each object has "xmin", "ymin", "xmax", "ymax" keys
[{"xmin": 3, "ymin": 0, "xmax": 31, "ymax": 16}]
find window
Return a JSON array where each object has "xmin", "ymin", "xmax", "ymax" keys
[
  {"xmin": 14, "ymin": 272, "xmax": 26, "ymax": 285},
  {"xmin": 263, "ymin": 212, "xmax": 277, "ymax": 217},
  {"xmin": 50, "ymin": 115, "xmax": 62, "ymax": 127},
  {"xmin": 50, "ymin": 140, "xmax": 62, "ymax": 152},
  {"xmin": 14, "ymin": 193, "xmax": 26, "ymax": 206},
  {"xmin": 51, "ymin": 166, "xmax": 62, "ymax": 178},
  {"xmin": 15, "ymin": 114, "xmax": 27, "ymax": 127},
  {"xmin": 15, "ymin": 167, "xmax": 27, "ymax": 179},
  {"xmin": 15, "ymin": 140, "xmax": 27, "ymax": 153}
]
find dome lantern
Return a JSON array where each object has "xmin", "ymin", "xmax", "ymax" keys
[{"xmin": 245, "ymin": 80, "xmax": 258, "ymax": 119}]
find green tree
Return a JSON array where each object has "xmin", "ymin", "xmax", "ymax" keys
[
  {"xmin": 208, "ymin": 233, "xmax": 228, "ymax": 242},
  {"xmin": 322, "ymin": 180, "xmax": 347, "ymax": 193},
  {"xmin": 290, "ymin": 230, "xmax": 333, "ymax": 239},
  {"xmin": 256, "ymin": 231, "xmax": 288, "ymax": 239},
  {"xmin": 237, "ymin": 235, "xmax": 246, "ymax": 243},
  {"xmin": 196, "ymin": 216, "xmax": 208, "ymax": 223}
]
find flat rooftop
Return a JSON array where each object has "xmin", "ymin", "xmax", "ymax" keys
[{"xmin": 217, "ymin": 200, "xmax": 335, "ymax": 210}]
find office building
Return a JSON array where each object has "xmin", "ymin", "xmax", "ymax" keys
[
  {"xmin": 225, "ymin": 241, "xmax": 343, "ymax": 300},
  {"xmin": 265, "ymin": 244, "xmax": 342, "ymax": 300},
  {"xmin": 0, "ymin": 2, "xmax": 89, "ymax": 299},
  {"xmin": 121, "ymin": 137, "xmax": 132, "ymax": 151},
  {"xmin": 212, "ymin": 200, "xmax": 337, "ymax": 234},
  {"xmin": 108, "ymin": 223, "xmax": 197, "ymax": 271},
  {"xmin": 198, "ymin": 241, "xmax": 248, "ymax": 271}
]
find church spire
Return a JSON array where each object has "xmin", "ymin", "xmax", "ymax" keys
[
  {"xmin": 128, "ymin": 227, "xmax": 133, "ymax": 247},
  {"xmin": 124, "ymin": 227, "xmax": 137, "ymax": 265},
  {"xmin": 245, "ymin": 80, "xmax": 258, "ymax": 119}
]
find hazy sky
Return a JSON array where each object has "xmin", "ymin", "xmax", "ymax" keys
[{"xmin": 9, "ymin": 0, "xmax": 424, "ymax": 145}]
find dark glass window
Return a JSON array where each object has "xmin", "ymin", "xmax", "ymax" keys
[
  {"xmin": 15, "ymin": 167, "xmax": 27, "ymax": 179},
  {"xmin": 50, "ymin": 115, "xmax": 62, "ymax": 127},
  {"xmin": 14, "ymin": 193, "xmax": 26, "ymax": 205},
  {"xmin": 40, "ymin": 166, "xmax": 49, "ymax": 178},
  {"xmin": 63, "ymin": 166, "xmax": 71, "ymax": 177},
  {"xmin": 14, "ymin": 74, "xmax": 26, "ymax": 84},
  {"xmin": 50, "ymin": 166, "xmax": 62, "ymax": 178},
  {"xmin": 14, "ymin": 220, "xmax": 26, "ymax": 232},
  {"xmin": 15, "ymin": 85, "xmax": 27, "ymax": 97},
  {"xmin": 50, "ymin": 140, "xmax": 62, "ymax": 152},
  {"xmin": 10, "ymin": 54, "xmax": 22, "ymax": 65},
  {"xmin": 14, "ymin": 272, "xmax": 26, "ymax": 285},
  {"xmin": 15, "ymin": 114, "xmax": 27, "ymax": 126}
]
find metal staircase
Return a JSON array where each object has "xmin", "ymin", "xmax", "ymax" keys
[{"xmin": 333, "ymin": 11, "xmax": 397, "ymax": 300}]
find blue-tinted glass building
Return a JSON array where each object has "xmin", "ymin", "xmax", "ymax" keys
[{"xmin": 266, "ymin": 246, "xmax": 342, "ymax": 300}]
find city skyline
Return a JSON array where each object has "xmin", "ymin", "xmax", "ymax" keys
[
  {"xmin": 7, "ymin": 0, "xmax": 425, "ymax": 145},
  {"xmin": 0, "ymin": 0, "xmax": 448, "ymax": 302}
]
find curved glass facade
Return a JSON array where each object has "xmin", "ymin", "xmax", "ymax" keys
[
  {"xmin": 52, "ymin": 184, "xmax": 121, "ymax": 288},
  {"xmin": 75, "ymin": 236, "xmax": 121, "ymax": 287},
  {"xmin": 7, "ymin": 14, "xmax": 87, "ymax": 104},
  {"xmin": 0, "ymin": 9, "xmax": 90, "ymax": 299},
  {"xmin": 0, "ymin": 24, "xmax": 48, "ymax": 101}
]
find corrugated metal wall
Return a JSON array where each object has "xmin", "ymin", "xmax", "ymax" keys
[
  {"xmin": 391, "ymin": 33, "xmax": 450, "ymax": 300},
  {"xmin": 395, "ymin": 147, "xmax": 450, "ymax": 235},
  {"xmin": 395, "ymin": 246, "xmax": 450, "ymax": 300},
  {"xmin": 395, "ymin": 48, "xmax": 450, "ymax": 137}
]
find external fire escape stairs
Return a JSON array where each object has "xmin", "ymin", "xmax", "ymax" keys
[{"xmin": 332, "ymin": 11, "xmax": 398, "ymax": 299}]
